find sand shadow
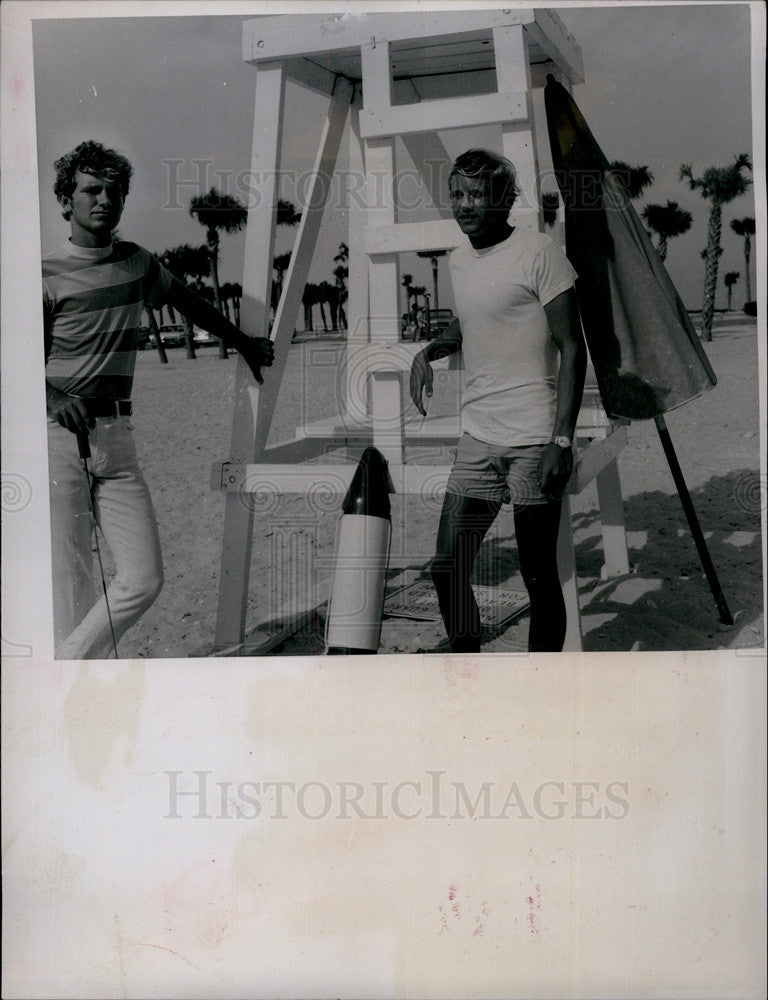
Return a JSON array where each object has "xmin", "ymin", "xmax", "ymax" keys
[
  {"xmin": 576, "ymin": 469, "xmax": 763, "ymax": 651},
  {"xmin": 410, "ymin": 468, "xmax": 763, "ymax": 653},
  {"xmin": 234, "ymin": 468, "xmax": 763, "ymax": 656}
]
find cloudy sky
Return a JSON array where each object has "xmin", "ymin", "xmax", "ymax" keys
[{"xmin": 32, "ymin": 2, "xmax": 758, "ymax": 311}]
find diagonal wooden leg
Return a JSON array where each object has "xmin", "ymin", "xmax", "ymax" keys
[{"xmin": 215, "ymin": 63, "xmax": 285, "ymax": 651}]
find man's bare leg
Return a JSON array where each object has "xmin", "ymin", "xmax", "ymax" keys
[
  {"xmin": 513, "ymin": 500, "xmax": 566, "ymax": 652},
  {"xmin": 431, "ymin": 493, "xmax": 501, "ymax": 653}
]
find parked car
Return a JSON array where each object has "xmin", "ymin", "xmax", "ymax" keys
[
  {"xmin": 401, "ymin": 312, "xmax": 423, "ymax": 341},
  {"xmin": 193, "ymin": 328, "xmax": 217, "ymax": 346},
  {"xmin": 425, "ymin": 308, "xmax": 455, "ymax": 340},
  {"xmin": 158, "ymin": 324, "xmax": 186, "ymax": 347}
]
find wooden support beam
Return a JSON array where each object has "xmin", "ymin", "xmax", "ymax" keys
[
  {"xmin": 361, "ymin": 33, "xmax": 393, "ymax": 110},
  {"xmin": 493, "ymin": 24, "xmax": 542, "ymax": 232},
  {"xmin": 399, "ymin": 134, "xmax": 454, "ymax": 220},
  {"xmin": 216, "ymin": 61, "xmax": 285, "ymax": 649},
  {"xmin": 399, "ymin": 80, "xmax": 454, "ymax": 221},
  {"xmin": 223, "ymin": 464, "xmax": 355, "ymax": 499},
  {"xmin": 361, "ymin": 37, "xmax": 404, "ymax": 462},
  {"xmin": 253, "ymin": 76, "xmax": 354, "ymax": 457},
  {"xmin": 217, "ymin": 462, "xmax": 457, "ymax": 496},
  {"xmin": 351, "ymin": 341, "xmax": 421, "ymax": 372},
  {"xmin": 366, "ymin": 249, "xmax": 400, "ymax": 341},
  {"xmin": 220, "ymin": 429, "xmax": 628, "ymax": 502},
  {"xmin": 360, "ymin": 37, "xmax": 400, "ymax": 338},
  {"xmin": 288, "ymin": 403, "xmax": 621, "ymax": 476},
  {"xmin": 296, "ymin": 412, "xmax": 462, "ymax": 443},
  {"xmin": 596, "ymin": 460, "xmax": 631, "ymax": 578},
  {"xmin": 243, "ymin": 11, "xmax": 533, "ymax": 64},
  {"xmin": 360, "ymin": 91, "xmax": 527, "ymax": 139},
  {"xmin": 568, "ymin": 426, "xmax": 628, "ymax": 493},
  {"xmin": 366, "ymin": 218, "xmax": 463, "ymax": 255},
  {"xmin": 282, "ymin": 57, "xmax": 340, "ymax": 98},
  {"xmin": 262, "ymin": 436, "xmax": 327, "ymax": 465},
  {"xmin": 371, "ymin": 370, "xmax": 405, "ymax": 466},
  {"xmin": 527, "ymin": 9, "xmax": 585, "ymax": 84},
  {"xmin": 345, "ymin": 93, "xmax": 371, "ymax": 423},
  {"xmin": 210, "ymin": 438, "xmax": 323, "ymax": 491}
]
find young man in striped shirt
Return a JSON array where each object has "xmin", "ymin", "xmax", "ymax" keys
[{"xmin": 44, "ymin": 140, "xmax": 274, "ymax": 658}]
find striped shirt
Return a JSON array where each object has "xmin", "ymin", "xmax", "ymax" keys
[{"xmin": 43, "ymin": 240, "xmax": 173, "ymax": 400}]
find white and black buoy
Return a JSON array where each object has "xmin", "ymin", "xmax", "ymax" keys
[{"xmin": 326, "ymin": 447, "xmax": 392, "ymax": 655}]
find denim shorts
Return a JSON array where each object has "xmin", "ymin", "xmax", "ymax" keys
[{"xmin": 445, "ymin": 433, "xmax": 549, "ymax": 506}]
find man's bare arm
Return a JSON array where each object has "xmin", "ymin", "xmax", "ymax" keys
[
  {"xmin": 540, "ymin": 288, "xmax": 587, "ymax": 499},
  {"xmin": 409, "ymin": 317, "xmax": 462, "ymax": 415},
  {"xmin": 165, "ymin": 278, "xmax": 274, "ymax": 383},
  {"xmin": 545, "ymin": 288, "xmax": 587, "ymax": 441},
  {"xmin": 422, "ymin": 316, "xmax": 463, "ymax": 362}
]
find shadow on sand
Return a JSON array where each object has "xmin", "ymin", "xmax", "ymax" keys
[
  {"xmin": 238, "ymin": 468, "xmax": 763, "ymax": 656},
  {"xmin": 472, "ymin": 468, "xmax": 763, "ymax": 653}
]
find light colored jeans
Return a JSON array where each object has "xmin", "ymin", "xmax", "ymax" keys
[{"xmin": 47, "ymin": 416, "xmax": 164, "ymax": 658}]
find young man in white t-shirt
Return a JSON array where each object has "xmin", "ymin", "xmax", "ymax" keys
[{"xmin": 410, "ymin": 149, "xmax": 586, "ymax": 653}]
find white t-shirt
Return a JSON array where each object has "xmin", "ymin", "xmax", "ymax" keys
[{"xmin": 448, "ymin": 227, "xmax": 577, "ymax": 447}]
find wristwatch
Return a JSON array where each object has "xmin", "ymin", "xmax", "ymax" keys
[{"xmin": 550, "ymin": 435, "xmax": 572, "ymax": 449}]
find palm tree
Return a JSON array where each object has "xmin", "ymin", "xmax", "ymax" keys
[
  {"xmin": 641, "ymin": 201, "xmax": 693, "ymax": 262},
  {"xmin": 220, "ymin": 282, "xmax": 242, "ymax": 323},
  {"xmin": 199, "ymin": 283, "xmax": 216, "ymax": 309},
  {"xmin": 272, "ymin": 252, "xmax": 292, "ymax": 320},
  {"xmin": 268, "ymin": 200, "xmax": 302, "ymax": 325},
  {"xmin": 609, "ymin": 161, "xmax": 654, "ymax": 200},
  {"xmin": 723, "ymin": 271, "xmax": 740, "ymax": 311},
  {"xmin": 730, "ymin": 216, "xmax": 755, "ymax": 304},
  {"xmin": 401, "ymin": 273, "xmax": 414, "ymax": 323},
  {"xmin": 277, "ymin": 198, "xmax": 302, "ymax": 228},
  {"xmin": 416, "ymin": 249, "xmax": 448, "ymax": 312},
  {"xmin": 681, "ymin": 153, "xmax": 752, "ymax": 341},
  {"xmin": 302, "ymin": 283, "xmax": 318, "ymax": 332},
  {"xmin": 160, "ymin": 244, "xmax": 211, "ymax": 359},
  {"xmin": 143, "ymin": 306, "xmax": 168, "ymax": 364},
  {"xmin": 411, "ymin": 284, "xmax": 427, "ymax": 334},
  {"xmin": 541, "ymin": 191, "xmax": 559, "ymax": 228},
  {"xmin": 333, "ymin": 265, "xmax": 348, "ymax": 329},
  {"xmin": 229, "ymin": 281, "xmax": 242, "ymax": 326},
  {"xmin": 318, "ymin": 281, "xmax": 339, "ymax": 331},
  {"xmin": 189, "ymin": 188, "xmax": 249, "ymax": 357},
  {"xmin": 333, "ymin": 243, "xmax": 348, "ymax": 330}
]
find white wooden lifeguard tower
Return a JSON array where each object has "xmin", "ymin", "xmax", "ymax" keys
[{"xmin": 212, "ymin": 9, "xmax": 630, "ymax": 654}]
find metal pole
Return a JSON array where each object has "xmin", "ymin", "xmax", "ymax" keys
[
  {"xmin": 654, "ymin": 415, "xmax": 733, "ymax": 626},
  {"xmin": 76, "ymin": 430, "xmax": 120, "ymax": 657}
]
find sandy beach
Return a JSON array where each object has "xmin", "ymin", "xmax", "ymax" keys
[{"xmin": 112, "ymin": 312, "xmax": 764, "ymax": 658}]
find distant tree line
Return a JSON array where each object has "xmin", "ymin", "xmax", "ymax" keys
[
  {"xmin": 603, "ymin": 155, "xmax": 754, "ymax": 340},
  {"xmin": 144, "ymin": 153, "xmax": 755, "ymax": 363}
]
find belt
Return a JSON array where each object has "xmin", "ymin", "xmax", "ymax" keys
[{"xmin": 81, "ymin": 398, "xmax": 133, "ymax": 418}]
